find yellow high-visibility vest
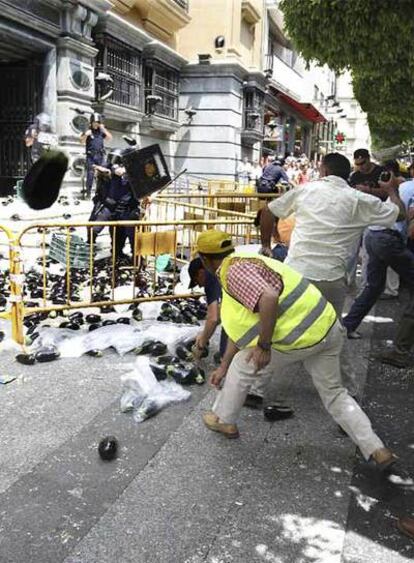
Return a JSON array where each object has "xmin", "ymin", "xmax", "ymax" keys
[{"xmin": 219, "ymin": 252, "xmax": 336, "ymax": 351}]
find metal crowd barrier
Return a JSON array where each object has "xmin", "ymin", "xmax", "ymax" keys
[
  {"xmin": 0, "ymin": 225, "xmax": 24, "ymax": 343},
  {"xmin": 9, "ymin": 218, "xmax": 257, "ymax": 345},
  {"xmin": 152, "ymin": 192, "xmax": 280, "ymax": 218}
]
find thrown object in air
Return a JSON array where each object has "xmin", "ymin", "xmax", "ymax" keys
[
  {"xmin": 98, "ymin": 436, "xmax": 118, "ymax": 461},
  {"xmin": 122, "ymin": 144, "xmax": 171, "ymax": 199},
  {"xmin": 22, "ymin": 151, "xmax": 69, "ymax": 210}
]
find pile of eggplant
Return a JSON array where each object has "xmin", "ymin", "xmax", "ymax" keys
[{"xmin": 136, "ymin": 338, "xmax": 207, "ymax": 386}]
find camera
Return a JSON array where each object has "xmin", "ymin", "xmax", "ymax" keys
[{"xmin": 379, "ymin": 171, "xmax": 391, "ymax": 182}]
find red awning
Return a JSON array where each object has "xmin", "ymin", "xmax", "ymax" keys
[{"xmin": 277, "ymin": 92, "xmax": 327, "ymax": 123}]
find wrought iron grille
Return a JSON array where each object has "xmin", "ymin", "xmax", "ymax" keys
[
  {"xmin": 96, "ymin": 38, "xmax": 141, "ymax": 109},
  {"xmin": 144, "ymin": 65, "xmax": 179, "ymax": 120},
  {"xmin": 243, "ymin": 89, "xmax": 264, "ymax": 133},
  {"xmin": 172, "ymin": 0, "xmax": 189, "ymax": 10}
]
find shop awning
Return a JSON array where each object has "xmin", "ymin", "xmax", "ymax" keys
[{"xmin": 277, "ymin": 92, "xmax": 327, "ymax": 123}]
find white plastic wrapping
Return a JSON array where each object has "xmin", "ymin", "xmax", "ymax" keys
[
  {"xmin": 120, "ymin": 357, "xmax": 190, "ymax": 423},
  {"xmin": 32, "ymin": 321, "xmax": 200, "ymax": 357}
]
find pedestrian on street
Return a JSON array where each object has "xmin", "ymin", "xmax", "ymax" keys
[
  {"xmin": 342, "ymin": 173, "xmax": 414, "ymax": 340},
  {"xmin": 259, "ymin": 152, "xmax": 402, "ymax": 395},
  {"xmin": 80, "ymin": 113, "xmax": 112, "ymax": 199},
  {"xmin": 197, "ymin": 230, "xmax": 397, "ymax": 470}
]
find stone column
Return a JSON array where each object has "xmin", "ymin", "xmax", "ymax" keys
[{"xmin": 57, "ymin": 0, "xmax": 110, "ymax": 193}]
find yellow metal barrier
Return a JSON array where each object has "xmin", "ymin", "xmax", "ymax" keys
[
  {"xmin": 152, "ymin": 192, "xmax": 280, "ymax": 218},
  {"xmin": 0, "ymin": 224, "xmax": 25, "ymax": 344},
  {"xmin": 12, "ymin": 218, "xmax": 257, "ymax": 344}
]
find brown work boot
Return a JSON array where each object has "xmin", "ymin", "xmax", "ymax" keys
[
  {"xmin": 397, "ymin": 516, "xmax": 414, "ymax": 540},
  {"xmin": 371, "ymin": 447, "xmax": 399, "ymax": 470},
  {"xmin": 202, "ymin": 412, "xmax": 239, "ymax": 439}
]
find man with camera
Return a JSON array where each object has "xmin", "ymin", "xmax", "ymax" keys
[
  {"xmin": 80, "ymin": 113, "xmax": 112, "ymax": 199},
  {"xmin": 350, "ymin": 148, "xmax": 386, "ymax": 198}
]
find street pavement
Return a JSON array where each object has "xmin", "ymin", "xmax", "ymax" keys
[{"xmin": 0, "ymin": 298, "xmax": 413, "ymax": 563}]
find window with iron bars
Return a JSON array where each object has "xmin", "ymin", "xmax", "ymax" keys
[
  {"xmin": 172, "ymin": 0, "xmax": 189, "ymax": 10},
  {"xmin": 95, "ymin": 38, "xmax": 141, "ymax": 109},
  {"xmin": 144, "ymin": 64, "xmax": 179, "ymax": 120},
  {"xmin": 243, "ymin": 89, "xmax": 264, "ymax": 133}
]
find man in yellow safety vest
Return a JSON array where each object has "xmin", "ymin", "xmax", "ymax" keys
[{"xmin": 196, "ymin": 229, "xmax": 397, "ymax": 470}]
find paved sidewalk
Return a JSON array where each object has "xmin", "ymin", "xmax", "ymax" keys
[{"xmin": 0, "ymin": 299, "xmax": 413, "ymax": 563}]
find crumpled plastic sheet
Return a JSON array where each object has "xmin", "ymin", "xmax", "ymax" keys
[
  {"xmin": 32, "ymin": 322, "xmax": 200, "ymax": 357},
  {"xmin": 120, "ymin": 357, "xmax": 191, "ymax": 422}
]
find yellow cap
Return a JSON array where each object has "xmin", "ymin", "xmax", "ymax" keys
[{"xmin": 196, "ymin": 230, "xmax": 234, "ymax": 255}]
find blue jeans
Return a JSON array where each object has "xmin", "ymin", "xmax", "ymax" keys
[{"xmin": 343, "ymin": 229, "xmax": 414, "ymax": 332}]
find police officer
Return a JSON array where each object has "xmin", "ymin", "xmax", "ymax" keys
[
  {"xmin": 88, "ymin": 149, "xmax": 140, "ymax": 260},
  {"xmin": 258, "ymin": 155, "xmax": 289, "ymax": 193},
  {"xmin": 80, "ymin": 113, "xmax": 112, "ymax": 199},
  {"xmin": 24, "ymin": 112, "xmax": 54, "ymax": 163}
]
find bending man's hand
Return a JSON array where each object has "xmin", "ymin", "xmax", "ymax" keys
[
  {"xmin": 246, "ymin": 346, "xmax": 271, "ymax": 373},
  {"xmin": 209, "ymin": 365, "xmax": 227, "ymax": 389}
]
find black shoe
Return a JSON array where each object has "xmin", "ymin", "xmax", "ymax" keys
[
  {"xmin": 244, "ymin": 394, "xmax": 263, "ymax": 409},
  {"xmin": 347, "ymin": 330, "xmax": 362, "ymax": 340},
  {"xmin": 263, "ymin": 403, "xmax": 294, "ymax": 421},
  {"xmin": 376, "ymin": 349, "xmax": 410, "ymax": 368}
]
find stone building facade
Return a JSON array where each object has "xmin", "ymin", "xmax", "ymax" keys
[{"xmin": 0, "ymin": 0, "xmax": 338, "ymax": 194}]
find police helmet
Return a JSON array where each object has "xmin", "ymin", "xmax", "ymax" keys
[
  {"xmin": 107, "ymin": 148, "xmax": 123, "ymax": 167},
  {"xmin": 90, "ymin": 112, "xmax": 102, "ymax": 125}
]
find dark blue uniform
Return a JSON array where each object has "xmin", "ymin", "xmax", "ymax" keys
[
  {"xmin": 85, "ymin": 129, "xmax": 106, "ymax": 196},
  {"xmin": 258, "ymin": 162, "xmax": 289, "ymax": 193},
  {"xmin": 88, "ymin": 165, "xmax": 140, "ymax": 258}
]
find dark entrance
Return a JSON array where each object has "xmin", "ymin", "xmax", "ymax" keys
[{"xmin": 0, "ymin": 59, "xmax": 44, "ymax": 195}]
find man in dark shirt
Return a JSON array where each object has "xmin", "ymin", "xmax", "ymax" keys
[
  {"xmin": 258, "ymin": 156, "xmax": 289, "ymax": 193},
  {"xmin": 80, "ymin": 113, "xmax": 112, "ymax": 199},
  {"xmin": 188, "ymin": 257, "xmax": 227, "ymax": 360},
  {"xmin": 349, "ymin": 148, "xmax": 387, "ymax": 200}
]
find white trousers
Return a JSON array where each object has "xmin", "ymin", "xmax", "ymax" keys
[{"xmin": 212, "ymin": 321, "xmax": 384, "ymax": 460}]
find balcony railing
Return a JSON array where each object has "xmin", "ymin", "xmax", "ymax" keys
[{"xmin": 172, "ymin": 0, "xmax": 189, "ymax": 10}]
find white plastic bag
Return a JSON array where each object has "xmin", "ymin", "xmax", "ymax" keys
[{"xmin": 121, "ymin": 357, "xmax": 191, "ymax": 423}]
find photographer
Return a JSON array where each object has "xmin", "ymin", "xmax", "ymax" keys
[
  {"xmin": 349, "ymin": 148, "xmax": 386, "ymax": 199},
  {"xmin": 80, "ymin": 113, "xmax": 112, "ymax": 199},
  {"xmin": 88, "ymin": 149, "xmax": 140, "ymax": 261}
]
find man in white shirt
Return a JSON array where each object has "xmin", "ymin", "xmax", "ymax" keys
[{"xmin": 260, "ymin": 152, "xmax": 404, "ymax": 395}]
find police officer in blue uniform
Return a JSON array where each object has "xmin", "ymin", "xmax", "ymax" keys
[
  {"xmin": 88, "ymin": 148, "xmax": 140, "ymax": 260},
  {"xmin": 80, "ymin": 113, "xmax": 112, "ymax": 199}
]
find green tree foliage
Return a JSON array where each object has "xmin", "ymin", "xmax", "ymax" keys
[{"xmin": 279, "ymin": 0, "xmax": 414, "ymax": 148}]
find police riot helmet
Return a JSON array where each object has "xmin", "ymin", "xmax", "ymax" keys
[
  {"xmin": 35, "ymin": 112, "xmax": 52, "ymax": 132},
  {"xmin": 107, "ymin": 148, "xmax": 123, "ymax": 167},
  {"xmin": 90, "ymin": 112, "xmax": 102, "ymax": 125}
]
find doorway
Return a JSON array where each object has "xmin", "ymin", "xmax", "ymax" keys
[{"xmin": 0, "ymin": 58, "xmax": 43, "ymax": 195}]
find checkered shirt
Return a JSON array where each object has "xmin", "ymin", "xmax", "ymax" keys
[{"xmin": 223, "ymin": 258, "xmax": 284, "ymax": 312}]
